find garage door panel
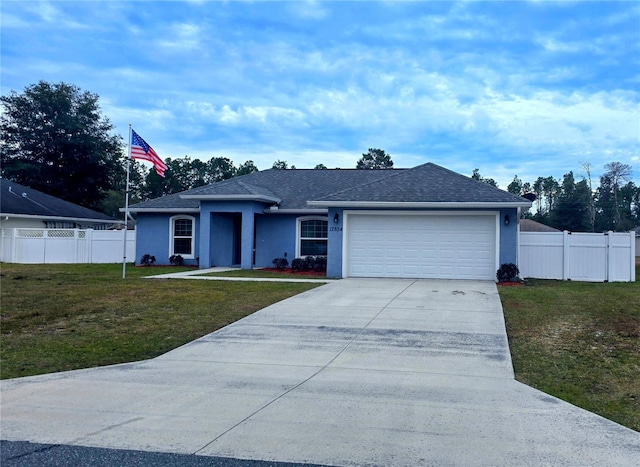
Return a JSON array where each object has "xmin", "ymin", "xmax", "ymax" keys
[{"xmin": 347, "ymin": 214, "xmax": 496, "ymax": 280}]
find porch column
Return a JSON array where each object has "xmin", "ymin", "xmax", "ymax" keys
[
  {"xmin": 199, "ymin": 211, "xmax": 212, "ymax": 268},
  {"xmin": 240, "ymin": 211, "xmax": 254, "ymax": 269}
]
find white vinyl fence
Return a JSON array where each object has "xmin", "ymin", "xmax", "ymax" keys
[
  {"xmin": 519, "ymin": 231, "xmax": 636, "ymax": 282},
  {"xmin": 1, "ymin": 228, "xmax": 136, "ymax": 264}
]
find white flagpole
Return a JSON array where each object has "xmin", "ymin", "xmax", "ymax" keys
[{"xmin": 122, "ymin": 124, "xmax": 132, "ymax": 279}]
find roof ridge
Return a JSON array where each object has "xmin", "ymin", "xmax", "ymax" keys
[{"xmin": 236, "ymin": 179, "xmax": 279, "ymax": 198}]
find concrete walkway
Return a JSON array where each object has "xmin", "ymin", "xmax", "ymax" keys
[
  {"xmin": 144, "ymin": 267, "xmax": 334, "ymax": 283},
  {"xmin": 1, "ymin": 279, "xmax": 638, "ymax": 466}
]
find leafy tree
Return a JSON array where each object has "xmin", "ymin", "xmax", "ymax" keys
[
  {"xmin": 272, "ymin": 160, "xmax": 293, "ymax": 170},
  {"xmin": 206, "ymin": 157, "xmax": 236, "ymax": 183},
  {"xmin": 101, "ymin": 160, "xmax": 147, "ymax": 217},
  {"xmin": 236, "ymin": 160, "xmax": 259, "ymax": 176},
  {"xmin": 471, "ymin": 169, "xmax": 498, "ymax": 188},
  {"xmin": 541, "ymin": 176, "xmax": 560, "ymax": 213},
  {"xmin": 356, "ymin": 148, "xmax": 394, "ymax": 169},
  {"xmin": 507, "ymin": 176, "xmax": 523, "ymax": 195},
  {"xmin": 314, "ymin": 163, "xmax": 328, "ymax": 170},
  {"xmin": 0, "ymin": 81, "xmax": 124, "ymax": 211},
  {"xmin": 550, "ymin": 172, "xmax": 591, "ymax": 231}
]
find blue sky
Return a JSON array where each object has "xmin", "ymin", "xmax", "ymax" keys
[{"xmin": 2, "ymin": 0, "xmax": 639, "ymax": 187}]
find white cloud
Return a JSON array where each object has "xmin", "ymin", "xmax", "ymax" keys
[{"xmin": 158, "ymin": 22, "xmax": 202, "ymax": 51}]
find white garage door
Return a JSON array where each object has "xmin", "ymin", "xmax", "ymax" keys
[{"xmin": 346, "ymin": 213, "xmax": 497, "ymax": 280}]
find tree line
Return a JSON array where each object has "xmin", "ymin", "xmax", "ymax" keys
[
  {"xmin": 474, "ymin": 162, "xmax": 638, "ymax": 232},
  {"xmin": 1, "ymin": 81, "xmax": 637, "ymax": 231}
]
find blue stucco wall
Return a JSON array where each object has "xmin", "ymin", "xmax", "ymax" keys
[
  {"xmin": 135, "ymin": 213, "xmax": 200, "ymax": 266},
  {"xmin": 137, "ymin": 206, "xmax": 521, "ymax": 276},
  {"xmin": 327, "ymin": 208, "xmax": 344, "ymax": 278},
  {"xmin": 499, "ymin": 207, "xmax": 519, "ymax": 266},
  {"xmin": 254, "ymin": 215, "xmax": 297, "ymax": 268},
  {"xmin": 199, "ymin": 200, "xmax": 268, "ymax": 269}
]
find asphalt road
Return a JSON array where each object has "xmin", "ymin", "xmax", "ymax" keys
[{"xmin": 1, "ymin": 441, "xmax": 331, "ymax": 467}]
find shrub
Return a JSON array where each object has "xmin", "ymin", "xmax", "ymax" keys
[
  {"xmin": 497, "ymin": 263, "xmax": 520, "ymax": 283},
  {"xmin": 290, "ymin": 256, "xmax": 326, "ymax": 273},
  {"xmin": 140, "ymin": 254, "xmax": 156, "ymax": 266},
  {"xmin": 303, "ymin": 256, "xmax": 316, "ymax": 271},
  {"xmin": 169, "ymin": 255, "xmax": 185, "ymax": 266},
  {"xmin": 272, "ymin": 257, "xmax": 289, "ymax": 270},
  {"xmin": 291, "ymin": 257, "xmax": 305, "ymax": 272},
  {"xmin": 313, "ymin": 256, "xmax": 327, "ymax": 272}
]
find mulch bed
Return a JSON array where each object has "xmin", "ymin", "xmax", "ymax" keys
[{"xmin": 262, "ymin": 268, "xmax": 327, "ymax": 277}]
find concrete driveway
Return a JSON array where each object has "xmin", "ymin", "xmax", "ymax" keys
[{"xmin": 1, "ymin": 279, "xmax": 638, "ymax": 466}]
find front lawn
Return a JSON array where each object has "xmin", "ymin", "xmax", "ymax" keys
[
  {"xmin": 0, "ymin": 263, "xmax": 320, "ymax": 379},
  {"xmin": 499, "ymin": 275, "xmax": 640, "ymax": 432}
]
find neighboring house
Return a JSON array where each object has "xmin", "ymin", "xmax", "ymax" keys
[
  {"xmin": 519, "ymin": 219, "xmax": 560, "ymax": 233},
  {"xmin": 130, "ymin": 162, "xmax": 531, "ymax": 280},
  {"xmin": 0, "ymin": 178, "xmax": 118, "ymax": 230}
]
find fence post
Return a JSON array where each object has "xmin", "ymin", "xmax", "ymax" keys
[
  {"xmin": 631, "ymin": 232, "xmax": 636, "ymax": 282},
  {"xmin": 12, "ymin": 228, "xmax": 18, "ymax": 263},
  {"xmin": 606, "ymin": 231, "xmax": 613, "ymax": 282},
  {"xmin": 563, "ymin": 231, "xmax": 570, "ymax": 280},
  {"xmin": 86, "ymin": 229, "xmax": 93, "ymax": 263},
  {"xmin": 73, "ymin": 229, "xmax": 79, "ymax": 263}
]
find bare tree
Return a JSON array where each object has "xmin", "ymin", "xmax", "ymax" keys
[
  {"xmin": 580, "ymin": 161, "xmax": 596, "ymax": 231},
  {"xmin": 603, "ymin": 162, "xmax": 632, "ymax": 227}
]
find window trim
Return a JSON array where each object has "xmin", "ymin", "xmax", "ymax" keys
[
  {"xmin": 169, "ymin": 215, "xmax": 195, "ymax": 259},
  {"xmin": 296, "ymin": 216, "xmax": 328, "ymax": 257}
]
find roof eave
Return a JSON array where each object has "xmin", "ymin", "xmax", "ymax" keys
[
  {"xmin": 1, "ymin": 213, "xmax": 121, "ymax": 224},
  {"xmin": 306, "ymin": 201, "xmax": 533, "ymax": 209},
  {"xmin": 264, "ymin": 208, "xmax": 328, "ymax": 214},
  {"xmin": 180, "ymin": 194, "xmax": 281, "ymax": 203},
  {"xmin": 121, "ymin": 207, "xmax": 200, "ymax": 213}
]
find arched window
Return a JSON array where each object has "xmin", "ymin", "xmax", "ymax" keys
[
  {"xmin": 296, "ymin": 216, "xmax": 328, "ymax": 257},
  {"xmin": 170, "ymin": 215, "xmax": 195, "ymax": 258}
]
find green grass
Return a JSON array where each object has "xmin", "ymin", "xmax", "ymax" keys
[
  {"xmin": 499, "ymin": 270, "xmax": 640, "ymax": 432},
  {"xmin": 0, "ymin": 263, "xmax": 320, "ymax": 379}
]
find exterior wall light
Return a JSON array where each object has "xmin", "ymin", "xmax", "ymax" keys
[
  {"xmin": 333, "ymin": 213, "xmax": 339, "ymax": 224},
  {"xmin": 504, "ymin": 214, "xmax": 510, "ymax": 225}
]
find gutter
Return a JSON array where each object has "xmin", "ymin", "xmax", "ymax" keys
[
  {"xmin": 180, "ymin": 194, "xmax": 281, "ymax": 204},
  {"xmin": 121, "ymin": 207, "xmax": 200, "ymax": 213},
  {"xmin": 306, "ymin": 201, "xmax": 533, "ymax": 209},
  {"xmin": 0, "ymin": 213, "xmax": 120, "ymax": 224}
]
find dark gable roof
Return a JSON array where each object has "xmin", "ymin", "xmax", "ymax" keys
[
  {"xmin": 0, "ymin": 178, "xmax": 117, "ymax": 222},
  {"xmin": 125, "ymin": 191, "xmax": 200, "ymax": 211},
  {"xmin": 127, "ymin": 163, "xmax": 531, "ymax": 212},
  {"xmin": 309, "ymin": 163, "xmax": 531, "ymax": 206},
  {"xmin": 520, "ymin": 219, "xmax": 560, "ymax": 232},
  {"xmin": 128, "ymin": 169, "xmax": 400, "ymax": 211}
]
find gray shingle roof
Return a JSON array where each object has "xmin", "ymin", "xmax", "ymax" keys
[
  {"xmin": 125, "ymin": 191, "xmax": 200, "ymax": 211},
  {"xmin": 520, "ymin": 219, "xmax": 560, "ymax": 232},
  {"xmin": 128, "ymin": 169, "xmax": 400, "ymax": 211},
  {"xmin": 0, "ymin": 178, "xmax": 117, "ymax": 222},
  {"xmin": 310, "ymin": 163, "xmax": 531, "ymax": 205},
  {"xmin": 127, "ymin": 163, "xmax": 531, "ymax": 212}
]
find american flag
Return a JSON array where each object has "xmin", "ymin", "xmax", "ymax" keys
[{"xmin": 131, "ymin": 129, "xmax": 167, "ymax": 177}]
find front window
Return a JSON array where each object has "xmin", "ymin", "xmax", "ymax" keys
[
  {"xmin": 298, "ymin": 217, "xmax": 328, "ymax": 256},
  {"xmin": 171, "ymin": 216, "xmax": 194, "ymax": 258}
]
